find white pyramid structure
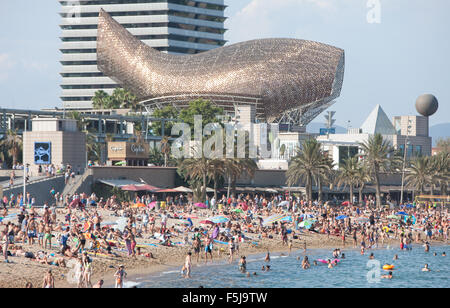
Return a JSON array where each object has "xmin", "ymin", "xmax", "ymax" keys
[{"xmin": 360, "ymin": 105, "xmax": 396, "ymax": 135}]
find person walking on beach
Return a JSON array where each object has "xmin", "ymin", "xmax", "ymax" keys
[
  {"xmin": 183, "ymin": 252, "xmax": 192, "ymax": 278},
  {"xmin": 204, "ymin": 237, "xmax": 213, "ymax": 263},
  {"xmin": 192, "ymin": 236, "xmax": 201, "ymax": 263},
  {"xmin": 228, "ymin": 238, "xmax": 235, "ymax": 263},
  {"xmin": 114, "ymin": 265, "xmax": 127, "ymax": 288}
]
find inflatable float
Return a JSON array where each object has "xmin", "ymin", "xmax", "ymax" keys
[
  {"xmin": 383, "ymin": 264, "xmax": 395, "ymax": 270},
  {"xmin": 317, "ymin": 259, "xmax": 340, "ymax": 264}
]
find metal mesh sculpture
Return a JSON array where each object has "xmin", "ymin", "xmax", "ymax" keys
[{"xmin": 97, "ymin": 9, "xmax": 345, "ymax": 126}]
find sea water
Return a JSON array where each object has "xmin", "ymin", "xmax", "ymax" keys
[{"xmin": 128, "ymin": 244, "xmax": 449, "ymax": 288}]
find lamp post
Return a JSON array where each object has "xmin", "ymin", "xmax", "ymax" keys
[
  {"xmin": 23, "ymin": 163, "xmax": 29, "ymax": 206},
  {"xmin": 400, "ymin": 139, "xmax": 411, "ymax": 205}
]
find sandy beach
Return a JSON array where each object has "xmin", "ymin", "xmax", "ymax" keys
[{"xmin": 0, "ymin": 205, "xmax": 409, "ymax": 288}]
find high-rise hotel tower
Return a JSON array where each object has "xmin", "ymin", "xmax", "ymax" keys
[{"xmin": 59, "ymin": 0, "xmax": 227, "ymax": 109}]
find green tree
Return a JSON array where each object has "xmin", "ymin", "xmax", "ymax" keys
[
  {"xmin": 436, "ymin": 137, "xmax": 450, "ymax": 154},
  {"xmin": 0, "ymin": 129, "xmax": 22, "ymax": 167},
  {"xmin": 151, "ymin": 105, "xmax": 179, "ymax": 136},
  {"xmin": 405, "ymin": 155, "xmax": 432, "ymax": 196},
  {"xmin": 92, "ymin": 90, "xmax": 111, "ymax": 109},
  {"xmin": 179, "ymin": 99, "xmax": 224, "ymax": 131},
  {"xmin": 430, "ymin": 152, "xmax": 449, "ymax": 196},
  {"xmin": 336, "ymin": 156, "xmax": 359, "ymax": 205},
  {"xmin": 355, "ymin": 164, "xmax": 371, "ymax": 205},
  {"xmin": 359, "ymin": 133, "xmax": 398, "ymax": 208},
  {"xmin": 286, "ymin": 138, "xmax": 329, "ymax": 203},
  {"xmin": 112, "ymin": 88, "xmax": 138, "ymax": 111}
]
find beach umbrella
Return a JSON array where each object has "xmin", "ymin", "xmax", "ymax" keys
[
  {"xmin": 300, "ymin": 214, "xmax": 314, "ymax": 219},
  {"xmin": 195, "ymin": 203, "xmax": 207, "ymax": 209},
  {"xmin": 396, "ymin": 211, "xmax": 408, "ymax": 216},
  {"xmin": 336, "ymin": 215, "xmax": 348, "ymax": 220},
  {"xmin": 341, "ymin": 201, "xmax": 350, "ymax": 206},
  {"xmin": 299, "ymin": 220, "xmax": 314, "ymax": 229},
  {"xmin": 114, "ymin": 161, "xmax": 126, "ymax": 166},
  {"xmin": 200, "ymin": 220, "xmax": 214, "ymax": 225},
  {"xmin": 405, "ymin": 204, "xmax": 415, "ymax": 208},
  {"xmin": 357, "ymin": 217, "xmax": 369, "ymax": 223},
  {"xmin": 263, "ymin": 214, "xmax": 287, "ymax": 226},
  {"xmin": 209, "ymin": 216, "xmax": 229, "ymax": 224},
  {"xmin": 280, "ymin": 216, "xmax": 292, "ymax": 222},
  {"xmin": 231, "ymin": 209, "xmax": 244, "ymax": 214},
  {"xmin": 278, "ymin": 201, "xmax": 289, "ymax": 207},
  {"xmin": 148, "ymin": 201, "xmax": 157, "ymax": 209}
]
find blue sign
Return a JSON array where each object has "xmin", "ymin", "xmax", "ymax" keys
[
  {"xmin": 34, "ymin": 142, "xmax": 51, "ymax": 165},
  {"xmin": 319, "ymin": 128, "xmax": 336, "ymax": 135}
]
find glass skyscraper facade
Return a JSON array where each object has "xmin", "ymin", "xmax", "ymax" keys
[{"xmin": 59, "ymin": 0, "xmax": 227, "ymax": 109}]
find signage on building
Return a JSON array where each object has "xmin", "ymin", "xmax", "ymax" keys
[
  {"xmin": 108, "ymin": 142, "xmax": 149, "ymax": 160},
  {"xmin": 34, "ymin": 142, "xmax": 52, "ymax": 165},
  {"xmin": 319, "ymin": 128, "xmax": 336, "ymax": 135}
]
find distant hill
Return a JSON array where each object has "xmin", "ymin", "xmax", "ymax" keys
[
  {"xmin": 430, "ymin": 123, "xmax": 450, "ymax": 146},
  {"xmin": 307, "ymin": 122, "xmax": 347, "ymax": 134}
]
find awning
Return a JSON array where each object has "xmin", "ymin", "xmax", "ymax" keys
[
  {"xmin": 121, "ymin": 184, "xmax": 160, "ymax": 192},
  {"xmin": 174, "ymin": 186, "xmax": 193, "ymax": 193}
]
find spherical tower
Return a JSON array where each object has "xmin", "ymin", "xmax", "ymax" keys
[{"xmin": 415, "ymin": 94, "xmax": 439, "ymax": 117}]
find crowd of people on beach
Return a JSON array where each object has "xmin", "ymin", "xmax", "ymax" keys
[{"xmin": 0, "ymin": 183, "xmax": 448, "ymax": 288}]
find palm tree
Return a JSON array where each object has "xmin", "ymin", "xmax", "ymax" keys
[
  {"xmin": 207, "ymin": 159, "xmax": 226, "ymax": 202},
  {"xmin": 0, "ymin": 129, "xmax": 22, "ymax": 167},
  {"xmin": 160, "ymin": 136, "xmax": 171, "ymax": 167},
  {"xmin": 178, "ymin": 156, "xmax": 210, "ymax": 202},
  {"xmin": 223, "ymin": 158, "xmax": 257, "ymax": 199},
  {"xmin": 316, "ymin": 155, "xmax": 334, "ymax": 203},
  {"xmin": 86, "ymin": 133, "xmax": 102, "ymax": 163},
  {"xmin": 405, "ymin": 156, "xmax": 433, "ymax": 196},
  {"xmin": 336, "ymin": 156, "xmax": 359, "ymax": 205},
  {"xmin": 286, "ymin": 138, "xmax": 329, "ymax": 203},
  {"xmin": 355, "ymin": 164, "xmax": 371, "ymax": 205},
  {"xmin": 148, "ymin": 147, "xmax": 164, "ymax": 166},
  {"xmin": 359, "ymin": 133, "xmax": 397, "ymax": 208},
  {"xmin": 430, "ymin": 152, "xmax": 449, "ymax": 196},
  {"xmin": 92, "ymin": 90, "xmax": 111, "ymax": 109}
]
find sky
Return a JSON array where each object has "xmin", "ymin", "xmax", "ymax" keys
[{"xmin": 0, "ymin": 0, "xmax": 449, "ymax": 129}]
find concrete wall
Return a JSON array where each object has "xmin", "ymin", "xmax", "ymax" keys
[
  {"xmin": 234, "ymin": 169, "xmax": 403, "ymax": 187},
  {"xmin": 3, "ymin": 176, "xmax": 66, "ymax": 206},
  {"xmin": 91, "ymin": 166, "xmax": 177, "ymax": 188}
]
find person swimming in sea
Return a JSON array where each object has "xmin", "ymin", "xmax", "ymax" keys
[
  {"xmin": 393, "ymin": 254, "xmax": 399, "ymax": 260},
  {"xmin": 369, "ymin": 253, "xmax": 375, "ymax": 260},
  {"xmin": 422, "ymin": 264, "xmax": 431, "ymax": 272},
  {"xmin": 381, "ymin": 271, "xmax": 393, "ymax": 279}
]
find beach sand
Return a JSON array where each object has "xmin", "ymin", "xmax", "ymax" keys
[{"xmin": 0, "ymin": 207, "xmax": 437, "ymax": 288}]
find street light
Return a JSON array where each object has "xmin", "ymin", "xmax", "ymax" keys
[
  {"xmin": 23, "ymin": 163, "xmax": 29, "ymax": 206},
  {"xmin": 400, "ymin": 139, "xmax": 411, "ymax": 205}
]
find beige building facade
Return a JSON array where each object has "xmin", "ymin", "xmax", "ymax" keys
[{"xmin": 23, "ymin": 118, "xmax": 86, "ymax": 175}]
